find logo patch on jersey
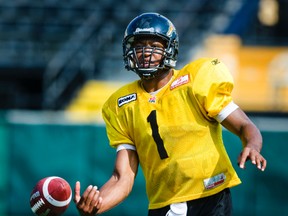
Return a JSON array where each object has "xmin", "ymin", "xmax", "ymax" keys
[
  {"xmin": 118, "ymin": 93, "xmax": 137, "ymax": 107},
  {"xmin": 148, "ymin": 96, "xmax": 156, "ymax": 103},
  {"xmin": 211, "ymin": 58, "xmax": 220, "ymax": 65},
  {"xmin": 203, "ymin": 173, "xmax": 226, "ymax": 190},
  {"xmin": 170, "ymin": 74, "xmax": 190, "ymax": 90}
]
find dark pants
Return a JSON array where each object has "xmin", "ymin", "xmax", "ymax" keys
[{"xmin": 148, "ymin": 188, "xmax": 232, "ymax": 216}]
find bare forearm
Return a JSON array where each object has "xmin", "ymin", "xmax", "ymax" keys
[
  {"xmin": 221, "ymin": 108, "xmax": 266, "ymax": 170},
  {"xmin": 222, "ymin": 109, "xmax": 262, "ymax": 152},
  {"xmin": 74, "ymin": 150, "xmax": 139, "ymax": 215},
  {"xmin": 239, "ymin": 121, "xmax": 262, "ymax": 152},
  {"xmin": 96, "ymin": 150, "xmax": 138, "ymax": 214},
  {"xmin": 97, "ymin": 174, "xmax": 134, "ymax": 214}
]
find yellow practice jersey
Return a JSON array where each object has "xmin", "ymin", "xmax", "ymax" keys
[{"xmin": 102, "ymin": 57, "xmax": 241, "ymax": 209}]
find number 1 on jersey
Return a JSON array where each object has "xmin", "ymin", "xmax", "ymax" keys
[{"xmin": 147, "ymin": 110, "xmax": 169, "ymax": 159}]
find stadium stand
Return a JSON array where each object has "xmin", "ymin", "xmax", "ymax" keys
[
  {"xmin": 0, "ymin": 0, "xmax": 287, "ymax": 113},
  {"xmin": 0, "ymin": 0, "xmax": 244, "ymax": 110}
]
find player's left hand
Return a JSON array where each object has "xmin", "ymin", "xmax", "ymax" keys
[
  {"xmin": 74, "ymin": 181, "xmax": 103, "ymax": 216},
  {"xmin": 238, "ymin": 146, "xmax": 267, "ymax": 171}
]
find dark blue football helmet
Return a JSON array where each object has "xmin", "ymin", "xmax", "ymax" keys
[{"xmin": 123, "ymin": 13, "xmax": 179, "ymax": 79}]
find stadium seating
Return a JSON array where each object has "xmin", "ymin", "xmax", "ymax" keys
[
  {"xmin": 0, "ymin": 0, "xmax": 287, "ymax": 112},
  {"xmin": 0, "ymin": 0, "xmax": 245, "ymax": 110}
]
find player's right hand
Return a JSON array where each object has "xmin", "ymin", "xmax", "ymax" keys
[{"xmin": 74, "ymin": 181, "xmax": 103, "ymax": 215}]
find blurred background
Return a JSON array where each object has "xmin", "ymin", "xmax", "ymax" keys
[{"xmin": 0, "ymin": 0, "xmax": 288, "ymax": 215}]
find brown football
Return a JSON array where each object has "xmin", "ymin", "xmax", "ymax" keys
[{"xmin": 30, "ymin": 176, "xmax": 72, "ymax": 216}]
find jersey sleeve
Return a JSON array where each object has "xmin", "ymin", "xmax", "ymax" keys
[
  {"xmin": 191, "ymin": 58, "xmax": 235, "ymax": 119},
  {"xmin": 102, "ymin": 99, "xmax": 134, "ymax": 148}
]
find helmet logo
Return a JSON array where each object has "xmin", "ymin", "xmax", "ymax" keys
[
  {"xmin": 135, "ymin": 27, "xmax": 155, "ymax": 33},
  {"xmin": 167, "ymin": 21, "xmax": 175, "ymax": 36}
]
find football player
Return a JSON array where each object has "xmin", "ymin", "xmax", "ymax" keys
[{"xmin": 74, "ymin": 12, "xmax": 267, "ymax": 216}]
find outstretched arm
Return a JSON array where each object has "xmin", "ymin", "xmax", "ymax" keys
[
  {"xmin": 74, "ymin": 149, "xmax": 139, "ymax": 215},
  {"xmin": 221, "ymin": 108, "xmax": 267, "ymax": 171}
]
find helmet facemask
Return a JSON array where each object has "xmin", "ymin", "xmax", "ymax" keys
[
  {"xmin": 124, "ymin": 35, "xmax": 178, "ymax": 79},
  {"xmin": 125, "ymin": 40, "xmax": 167, "ymax": 79}
]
